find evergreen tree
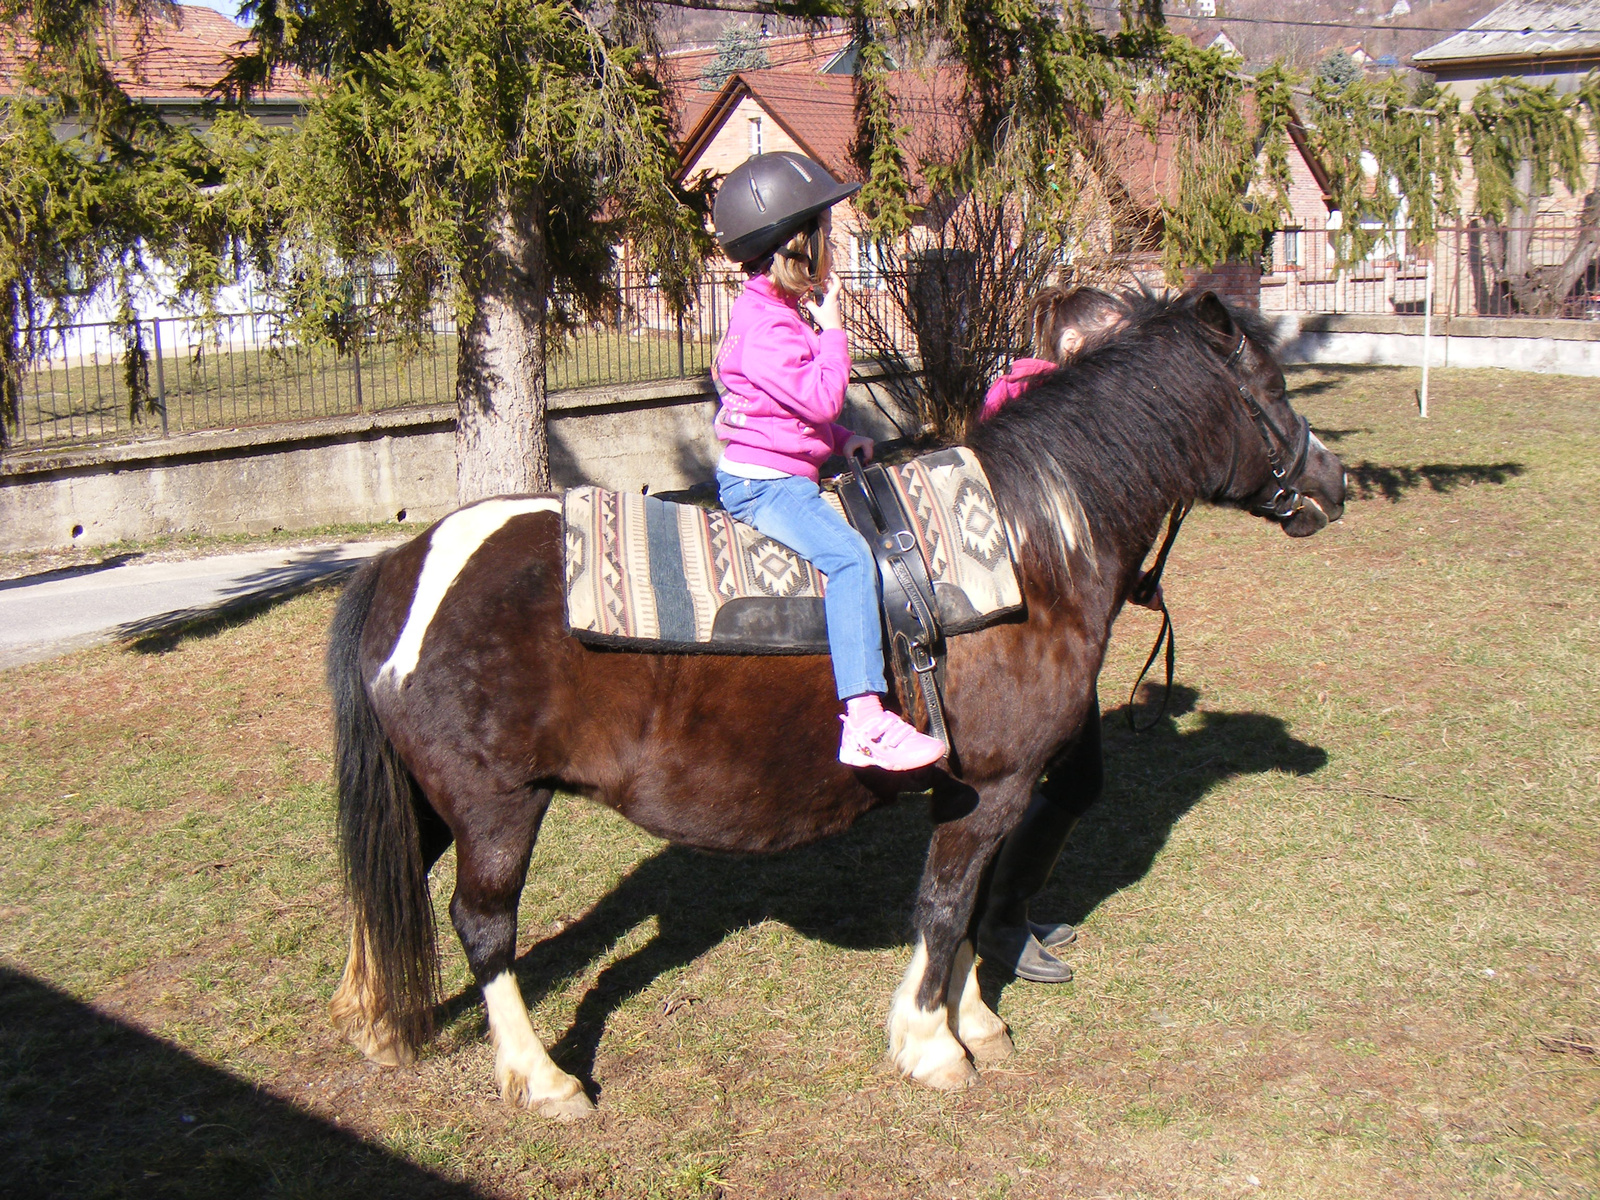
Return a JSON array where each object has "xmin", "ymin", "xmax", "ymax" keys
[
  {"xmin": 4, "ymin": 0, "xmax": 1597, "ymax": 459},
  {"xmin": 1317, "ymin": 49, "xmax": 1362, "ymax": 91},
  {"xmin": 699, "ymin": 23, "xmax": 770, "ymax": 91}
]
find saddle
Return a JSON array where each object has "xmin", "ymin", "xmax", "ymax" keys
[{"xmin": 562, "ymin": 447, "xmax": 1023, "ymax": 741}]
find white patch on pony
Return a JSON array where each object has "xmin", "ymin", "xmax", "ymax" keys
[
  {"xmin": 1309, "ymin": 431, "xmax": 1330, "ymax": 456},
  {"xmin": 1043, "ymin": 473, "xmax": 1094, "ymax": 560},
  {"xmin": 376, "ymin": 498, "xmax": 560, "ymax": 687},
  {"xmin": 946, "ymin": 940, "xmax": 1012, "ymax": 1064},
  {"xmin": 887, "ymin": 938, "xmax": 978, "ymax": 1090},
  {"xmin": 482, "ymin": 971, "xmax": 594, "ymax": 1119}
]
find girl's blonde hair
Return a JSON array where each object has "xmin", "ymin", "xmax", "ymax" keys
[{"xmin": 766, "ymin": 224, "xmax": 832, "ymax": 299}]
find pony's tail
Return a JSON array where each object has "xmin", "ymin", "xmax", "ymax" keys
[{"xmin": 326, "ymin": 556, "xmax": 439, "ymax": 1059}]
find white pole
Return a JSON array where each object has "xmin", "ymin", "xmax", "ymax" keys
[{"xmin": 1418, "ymin": 257, "xmax": 1434, "ymax": 419}]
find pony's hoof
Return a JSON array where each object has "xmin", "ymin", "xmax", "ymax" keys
[
  {"xmin": 536, "ymin": 1091, "xmax": 597, "ymax": 1122},
  {"xmin": 336, "ymin": 1017, "xmax": 416, "ymax": 1067},
  {"xmin": 965, "ymin": 1029, "xmax": 1014, "ymax": 1066},
  {"xmin": 362, "ymin": 1039, "xmax": 416, "ymax": 1068},
  {"xmin": 498, "ymin": 1059, "xmax": 593, "ymax": 1119},
  {"xmin": 916, "ymin": 1055, "xmax": 980, "ymax": 1091}
]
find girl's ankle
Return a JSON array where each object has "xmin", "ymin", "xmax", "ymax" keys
[{"xmin": 844, "ymin": 693, "xmax": 884, "ymax": 724}]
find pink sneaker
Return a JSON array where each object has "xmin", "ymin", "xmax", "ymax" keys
[{"xmin": 839, "ymin": 709, "xmax": 946, "ymax": 771}]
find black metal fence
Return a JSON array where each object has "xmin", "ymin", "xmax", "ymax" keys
[{"xmin": 7, "ymin": 273, "xmax": 912, "ymax": 454}]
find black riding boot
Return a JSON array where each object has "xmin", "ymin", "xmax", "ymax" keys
[{"xmin": 977, "ymin": 701, "xmax": 1104, "ymax": 983}]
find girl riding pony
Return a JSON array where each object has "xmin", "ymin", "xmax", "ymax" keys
[{"xmin": 710, "ymin": 152, "xmax": 945, "ymax": 773}]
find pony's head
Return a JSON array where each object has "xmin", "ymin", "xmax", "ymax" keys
[{"xmin": 1189, "ymin": 292, "xmax": 1346, "ymax": 537}]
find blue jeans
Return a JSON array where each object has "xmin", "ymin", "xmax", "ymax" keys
[{"xmin": 717, "ymin": 470, "xmax": 886, "ymax": 700}]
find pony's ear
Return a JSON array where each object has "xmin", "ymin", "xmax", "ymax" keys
[{"xmin": 1194, "ymin": 291, "xmax": 1236, "ymax": 341}]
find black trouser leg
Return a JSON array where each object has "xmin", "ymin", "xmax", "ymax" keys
[{"xmin": 977, "ymin": 699, "xmax": 1104, "ymax": 980}]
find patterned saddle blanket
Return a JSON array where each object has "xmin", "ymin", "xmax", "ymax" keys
[{"xmin": 562, "ymin": 447, "xmax": 1023, "ymax": 654}]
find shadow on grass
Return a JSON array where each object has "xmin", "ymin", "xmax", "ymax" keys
[
  {"xmin": 1284, "ymin": 363, "xmax": 1401, "ymax": 397},
  {"xmin": 0, "ymin": 965, "xmax": 485, "ymax": 1199},
  {"xmin": 1346, "ymin": 459, "xmax": 1525, "ymax": 502},
  {"xmin": 120, "ymin": 548, "xmax": 385, "ymax": 654},
  {"xmin": 450, "ymin": 685, "xmax": 1324, "ymax": 1097}
]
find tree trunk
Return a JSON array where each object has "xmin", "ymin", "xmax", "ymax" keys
[
  {"xmin": 1504, "ymin": 159, "xmax": 1536, "ymax": 283},
  {"xmin": 1506, "ymin": 186, "xmax": 1600, "ymax": 317},
  {"xmin": 456, "ymin": 191, "xmax": 550, "ymax": 503}
]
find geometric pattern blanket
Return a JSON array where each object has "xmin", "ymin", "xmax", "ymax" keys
[{"xmin": 562, "ymin": 446, "xmax": 1023, "ymax": 654}]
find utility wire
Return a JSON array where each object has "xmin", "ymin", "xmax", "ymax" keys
[
  {"xmin": 1118, "ymin": 7, "xmax": 1600, "ymax": 36},
  {"xmin": 646, "ymin": 0, "xmax": 1600, "ymax": 40}
]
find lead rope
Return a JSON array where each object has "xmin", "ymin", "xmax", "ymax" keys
[{"xmin": 1127, "ymin": 501, "xmax": 1191, "ymax": 732}]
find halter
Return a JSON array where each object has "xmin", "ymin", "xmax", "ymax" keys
[{"xmin": 1224, "ymin": 334, "xmax": 1313, "ymax": 521}]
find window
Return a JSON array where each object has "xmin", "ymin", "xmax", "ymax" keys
[
  {"xmin": 851, "ymin": 235, "xmax": 893, "ymax": 289},
  {"xmin": 748, "ymin": 117, "xmax": 762, "ymax": 156},
  {"xmin": 1282, "ymin": 228, "xmax": 1302, "ymax": 269}
]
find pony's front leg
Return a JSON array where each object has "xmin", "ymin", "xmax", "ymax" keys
[{"xmin": 889, "ymin": 787, "xmax": 1021, "ymax": 1089}]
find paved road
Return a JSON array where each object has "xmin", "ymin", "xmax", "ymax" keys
[{"xmin": 0, "ymin": 541, "xmax": 400, "ymax": 670}]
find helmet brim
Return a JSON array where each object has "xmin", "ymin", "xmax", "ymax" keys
[{"xmin": 719, "ymin": 179, "xmax": 861, "ymax": 264}]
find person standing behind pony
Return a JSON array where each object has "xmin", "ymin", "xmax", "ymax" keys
[
  {"xmin": 975, "ymin": 284, "xmax": 1144, "ymax": 983},
  {"xmin": 710, "ymin": 152, "xmax": 946, "ymax": 773},
  {"xmin": 979, "ymin": 284, "xmax": 1136, "ymax": 423}
]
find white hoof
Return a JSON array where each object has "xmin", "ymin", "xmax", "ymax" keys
[
  {"xmin": 964, "ymin": 1028, "xmax": 1015, "ymax": 1066},
  {"xmin": 497, "ymin": 1051, "xmax": 594, "ymax": 1118},
  {"xmin": 915, "ymin": 1053, "xmax": 980, "ymax": 1091},
  {"xmin": 947, "ymin": 940, "xmax": 1011, "ymax": 1066},
  {"xmin": 330, "ymin": 940, "xmax": 418, "ymax": 1067},
  {"xmin": 888, "ymin": 938, "xmax": 982, "ymax": 1090}
]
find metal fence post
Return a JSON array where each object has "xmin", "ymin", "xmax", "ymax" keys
[
  {"xmin": 151, "ymin": 317, "xmax": 169, "ymax": 437},
  {"xmin": 677, "ymin": 309, "xmax": 685, "ymax": 376},
  {"xmin": 352, "ymin": 342, "xmax": 365, "ymax": 413}
]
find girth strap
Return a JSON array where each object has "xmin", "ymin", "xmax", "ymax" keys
[{"xmin": 837, "ymin": 454, "xmax": 952, "ymax": 756}]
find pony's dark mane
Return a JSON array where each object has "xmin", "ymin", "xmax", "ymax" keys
[{"xmin": 967, "ymin": 290, "xmax": 1277, "ymax": 591}]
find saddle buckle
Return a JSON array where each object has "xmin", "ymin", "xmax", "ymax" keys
[{"xmin": 893, "ymin": 530, "xmax": 917, "ymax": 553}]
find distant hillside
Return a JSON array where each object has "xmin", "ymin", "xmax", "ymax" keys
[
  {"xmin": 1164, "ymin": 0, "xmax": 1505, "ymax": 70},
  {"xmin": 659, "ymin": 2, "xmax": 1511, "ymax": 76}
]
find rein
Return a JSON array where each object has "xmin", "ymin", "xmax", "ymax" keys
[
  {"xmin": 1126, "ymin": 501, "xmax": 1190, "ymax": 732},
  {"xmin": 1127, "ymin": 333, "xmax": 1312, "ymax": 732}
]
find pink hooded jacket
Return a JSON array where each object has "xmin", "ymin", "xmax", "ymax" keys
[
  {"xmin": 980, "ymin": 357, "xmax": 1056, "ymax": 421},
  {"xmin": 713, "ymin": 275, "xmax": 854, "ymax": 482}
]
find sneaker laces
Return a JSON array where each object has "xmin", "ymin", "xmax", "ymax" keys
[{"xmin": 850, "ymin": 710, "xmax": 924, "ymax": 748}]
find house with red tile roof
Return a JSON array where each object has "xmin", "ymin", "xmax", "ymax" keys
[
  {"xmin": 672, "ymin": 49, "xmax": 1336, "ymax": 297},
  {"xmin": 0, "ymin": 2, "xmax": 309, "ymax": 126}
]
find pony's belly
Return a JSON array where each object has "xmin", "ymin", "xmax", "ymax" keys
[{"xmin": 599, "ymin": 763, "xmax": 894, "ymax": 854}]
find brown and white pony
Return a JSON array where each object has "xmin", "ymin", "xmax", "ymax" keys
[{"xmin": 324, "ymin": 291, "xmax": 1345, "ymax": 1118}]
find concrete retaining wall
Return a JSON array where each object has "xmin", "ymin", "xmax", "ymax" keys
[
  {"xmin": 1, "ymin": 370, "xmax": 911, "ymax": 552},
  {"xmin": 1276, "ymin": 313, "xmax": 1600, "ymax": 376},
  {"xmin": 6, "ymin": 314, "xmax": 1595, "ymax": 553}
]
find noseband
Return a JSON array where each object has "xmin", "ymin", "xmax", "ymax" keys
[{"xmin": 1224, "ymin": 334, "xmax": 1312, "ymax": 520}]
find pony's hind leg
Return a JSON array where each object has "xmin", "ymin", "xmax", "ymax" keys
[{"xmin": 450, "ymin": 785, "xmax": 594, "ymax": 1120}]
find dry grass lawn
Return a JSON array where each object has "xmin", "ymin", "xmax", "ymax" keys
[{"xmin": 1, "ymin": 363, "xmax": 1596, "ymax": 1198}]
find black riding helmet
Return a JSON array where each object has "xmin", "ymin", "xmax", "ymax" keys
[{"xmin": 713, "ymin": 152, "xmax": 861, "ymax": 267}]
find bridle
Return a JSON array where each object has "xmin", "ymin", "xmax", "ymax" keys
[{"xmin": 1224, "ymin": 333, "xmax": 1313, "ymax": 521}]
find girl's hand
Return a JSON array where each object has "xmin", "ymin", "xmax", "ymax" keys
[
  {"xmin": 842, "ymin": 433, "xmax": 874, "ymax": 463},
  {"xmin": 805, "ymin": 273, "xmax": 844, "ymax": 332}
]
